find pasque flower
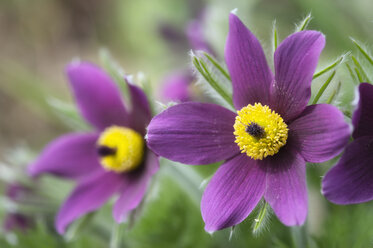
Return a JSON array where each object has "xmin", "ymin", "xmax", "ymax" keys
[
  {"xmin": 28, "ymin": 62, "xmax": 159, "ymax": 234},
  {"xmin": 322, "ymin": 83, "xmax": 373, "ymax": 204},
  {"xmin": 147, "ymin": 14, "xmax": 350, "ymax": 231},
  {"xmin": 3, "ymin": 183, "xmax": 34, "ymax": 232}
]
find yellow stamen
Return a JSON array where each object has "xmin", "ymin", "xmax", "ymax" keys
[
  {"xmin": 233, "ymin": 103, "xmax": 288, "ymax": 160},
  {"xmin": 97, "ymin": 126, "xmax": 144, "ymax": 173}
]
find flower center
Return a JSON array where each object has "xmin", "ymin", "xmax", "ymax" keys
[
  {"xmin": 233, "ymin": 103, "xmax": 288, "ymax": 160},
  {"xmin": 97, "ymin": 126, "xmax": 144, "ymax": 173}
]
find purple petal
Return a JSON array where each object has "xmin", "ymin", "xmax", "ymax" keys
[
  {"xmin": 272, "ymin": 31, "xmax": 325, "ymax": 121},
  {"xmin": 352, "ymin": 83, "xmax": 373, "ymax": 139},
  {"xmin": 225, "ymin": 14, "xmax": 273, "ymax": 110},
  {"xmin": 322, "ymin": 136, "xmax": 373, "ymax": 204},
  {"xmin": 28, "ymin": 133, "xmax": 102, "ymax": 179},
  {"xmin": 201, "ymin": 154, "xmax": 266, "ymax": 232},
  {"xmin": 264, "ymin": 146, "xmax": 307, "ymax": 226},
  {"xmin": 113, "ymin": 151, "xmax": 159, "ymax": 222},
  {"xmin": 56, "ymin": 171, "xmax": 123, "ymax": 234},
  {"xmin": 67, "ymin": 62, "xmax": 129, "ymax": 130},
  {"xmin": 147, "ymin": 102, "xmax": 239, "ymax": 165},
  {"xmin": 289, "ymin": 104, "xmax": 350, "ymax": 163},
  {"xmin": 127, "ymin": 81, "xmax": 152, "ymax": 135}
]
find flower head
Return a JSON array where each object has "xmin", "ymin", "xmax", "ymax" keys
[
  {"xmin": 322, "ymin": 83, "xmax": 373, "ymax": 204},
  {"xmin": 146, "ymin": 14, "xmax": 350, "ymax": 231},
  {"xmin": 28, "ymin": 62, "xmax": 159, "ymax": 234}
]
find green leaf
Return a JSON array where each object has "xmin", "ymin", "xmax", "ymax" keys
[
  {"xmin": 252, "ymin": 201, "xmax": 269, "ymax": 235},
  {"xmin": 192, "ymin": 52, "xmax": 234, "ymax": 109},
  {"xmin": 326, "ymin": 81, "xmax": 341, "ymax": 104},
  {"xmin": 351, "ymin": 55, "xmax": 370, "ymax": 82},
  {"xmin": 345, "ymin": 63, "xmax": 359, "ymax": 84},
  {"xmin": 351, "ymin": 38, "xmax": 373, "ymax": 67},
  {"xmin": 296, "ymin": 13, "xmax": 312, "ymax": 32},
  {"xmin": 99, "ymin": 48, "xmax": 132, "ymax": 110},
  {"xmin": 203, "ymin": 52, "xmax": 231, "ymax": 81},
  {"xmin": 313, "ymin": 53, "xmax": 348, "ymax": 79},
  {"xmin": 47, "ymin": 97, "xmax": 89, "ymax": 131},
  {"xmin": 312, "ymin": 70, "xmax": 336, "ymax": 104}
]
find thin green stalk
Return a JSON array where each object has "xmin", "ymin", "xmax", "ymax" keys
[
  {"xmin": 326, "ymin": 81, "xmax": 341, "ymax": 104},
  {"xmin": 110, "ymin": 223, "xmax": 125, "ymax": 248},
  {"xmin": 203, "ymin": 52, "xmax": 231, "ymax": 81},
  {"xmin": 351, "ymin": 38, "xmax": 373, "ymax": 66},
  {"xmin": 313, "ymin": 54, "xmax": 346, "ymax": 79},
  {"xmin": 354, "ymin": 67, "xmax": 363, "ymax": 82},
  {"xmin": 351, "ymin": 55, "xmax": 369, "ymax": 82},
  {"xmin": 65, "ymin": 212, "xmax": 95, "ymax": 242},
  {"xmin": 273, "ymin": 21, "xmax": 278, "ymax": 51},
  {"xmin": 296, "ymin": 13, "xmax": 312, "ymax": 31},
  {"xmin": 253, "ymin": 201, "xmax": 268, "ymax": 234},
  {"xmin": 345, "ymin": 63, "xmax": 358, "ymax": 84},
  {"xmin": 291, "ymin": 225, "xmax": 308, "ymax": 248},
  {"xmin": 312, "ymin": 71, "xmax": 336, "ymax": 104}
]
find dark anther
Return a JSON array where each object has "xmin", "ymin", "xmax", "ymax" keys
[
  {"xmin": 97, "ymin": 146, "xmax": 117, "ymax": 157},
  {"xmin": 246, "ymin": 122, "xmax": 265, "ymax": 139}
]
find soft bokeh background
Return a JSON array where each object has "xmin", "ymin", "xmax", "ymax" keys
[{"xmin": 1, "ymin": 0, "xmax": 373, "ymax": 247}]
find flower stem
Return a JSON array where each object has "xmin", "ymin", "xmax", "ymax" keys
[
  {"xmin": 291, "ymin": 225, "xmax": 308, "ymax": 248},
  {"xmin": 110, "ymin": 223, "xmax": 126, "ymax": 248}
]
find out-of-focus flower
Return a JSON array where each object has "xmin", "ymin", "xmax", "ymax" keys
[
  {"xmin": 186, "ymin": 11, "xmax": 216, "ymax": 56},
  {"xmin": 322, "ymin": 83, "xmax": 373, "ymax": 204},
  {"xmin": 160, "ymin": 72, "xmax": 193, "ymax": 102},
  {"xmin": 28, "ymin": 62, "xmax": 159, "ymax": 234},
  {"xmin": 3, "ymin": 213, "xmax": 33, "ymax": 232},
  {"xmin": 160, "ymin": 9, "xmax": 216, "ymax": 103},
  {"xmin": 3, "ymin": 183, "xmax": 34, "ymax": 232},
  {"xmin": 147, "ymin": 14, "xmax": 350, "ymax": 232}
]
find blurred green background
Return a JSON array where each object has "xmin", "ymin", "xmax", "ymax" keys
[{"xmin": 1, "ymin": 0, "xmax": 373, "ymax": 247}]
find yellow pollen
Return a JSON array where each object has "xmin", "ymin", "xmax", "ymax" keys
[
  {"xmin": 233, "ymin": 103, "xmax": 288, "ymax": 160},
  {"xmin": 97, "ymin": 126, "xmax": 144, "ymax": 173}
]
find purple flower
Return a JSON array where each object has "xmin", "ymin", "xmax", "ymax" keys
[
  {"xmin": 28, "ymin": 62, "xmax": 159, "ymax": 234},
  {"xmin": 3, "ymin": 213, "xmax": 33, "ymax": 232},
  {"xmin": 146, "ymin": 14, "xmax": 350, "ymax": 232},
  {"xmin": 160, "ymin": 72, "xmax": 193, "ymax": 102},
  {"xmin": 3, "ymin": 183, "xmax": 34, "ymax": 232},
  {"xmin": 186, "ymin": 13, "xmax": 216, "ymax": 56},
  {"xmin": 322, "ymin": 83, "xmax": 373, "ymax": 204}
]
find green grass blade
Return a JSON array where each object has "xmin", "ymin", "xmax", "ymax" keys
[
  {"xmin": 296, "ymin": 13, "xmax": 312, "ymax": 31},
  {"xmin": 351, "ymin": 38, "xmax": 373, "ymax": 66},
  {"xmin": 313, "ymin": 53, "xmax": 347, "ymax": 79},
  {"xmin": 312, "ymin": 71, "xmax": 336, "ymax": 104}
]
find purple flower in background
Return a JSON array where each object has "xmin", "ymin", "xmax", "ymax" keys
[
  {"xmin": 160, "ymin": 72, "xmax": 193, "ymax": 102},
  {"xmin": 322, "ymin": 83, "xmax": 373, "ymax": 204},
  {"xmin": 147, "ymin": 14, "xmax": 350, "ymax": 232},
  {"xmin": 186, "ymin": 12, "xmax": 216, "ymax": 56},
  {"xmin": 3, "ymin": 183, "xmax": 34, "ymax": 232},
  {"xmin": 28, "ymin": 62, "xmax": 159, "ymax": 234},
  {"xmin": 160, "ymin": 9, "xmax": 216, "ymax": 103},
  {"xmin": 3, "ymin": 213, "xmax": 33, "ymax": 232}
]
